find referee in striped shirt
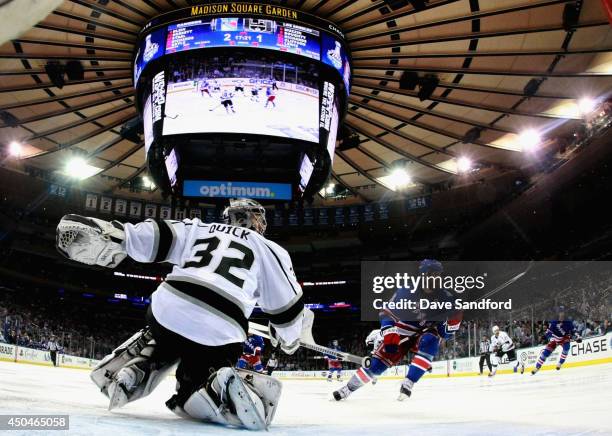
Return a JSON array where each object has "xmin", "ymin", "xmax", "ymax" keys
[{"xmin": 479, "ymin": 336, "xmax": 492, "ymax": 375}]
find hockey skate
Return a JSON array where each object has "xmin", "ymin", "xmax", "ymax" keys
[
  {"xmin": 556, "ymin": 364, "xmax": 562, "ymax": 370},
  {"xmin": 333, "ymin": 385, "xmax": 352, "ymax": 401},
  {"xmin": 397, "ymin": 379, "xmax": 413, "ymax": 401},
  {"xmin": 531, "ymin": 367, "xmax": 539, "ymax": 375}
]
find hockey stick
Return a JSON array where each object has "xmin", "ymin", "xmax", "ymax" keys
[
  {"xmin": 480, "ymin": 260, "xmax": 534, "ymax": 300},
  {"xmin": 248, "ymin": 320, "xmax": 367, "ymax": 366}
]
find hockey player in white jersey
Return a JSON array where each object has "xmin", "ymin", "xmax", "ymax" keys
[
  {"xmin": 55, "ymin": 198, "xmax": 308, "ymax": 430},
  {"xmin": 489, "ymin": 325, "xmax": 524, "ymax": 376},
  {"xmin": 210, "ymin": 89, "xmax": 236, "ymax": 114},
  {"xmin": 364, "ymin": 329, "xmax": 382, "ymax": 385}
]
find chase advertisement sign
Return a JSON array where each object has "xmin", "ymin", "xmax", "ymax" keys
[{"xmin": 184, "ymin": 180, "xmax": 292, "ymax": 200}]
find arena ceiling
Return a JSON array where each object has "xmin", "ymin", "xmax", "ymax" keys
[{"xmin": 1, "ymin": 0, "xmax": 611, "ymax": 204}]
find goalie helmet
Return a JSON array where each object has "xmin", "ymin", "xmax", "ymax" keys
[{"xmin": 223, "ymin": 198, "xmax": 267, "ymax": 235}]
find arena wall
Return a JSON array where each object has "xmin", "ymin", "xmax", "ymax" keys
[{"xmin": 1, "ymin": 333, "xmax": 609, "ymax": 377}]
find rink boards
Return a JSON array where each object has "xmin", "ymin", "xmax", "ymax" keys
[
  {"xmin": 272, "ymin": 332, "xmax": 612, "ymax": 380},
  {"xmin": 0, "ymin": 343, "xmax": 97, "ymax": 370},
  {"xmin": 1, "ymin": 332, "xmax": 610, "ymax": 377}
]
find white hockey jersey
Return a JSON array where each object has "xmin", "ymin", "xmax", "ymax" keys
[
  {"xmin": 490, "ymin": 331, "xmax": 514, "ymax": 352},
  {"xmin": 123, "ymin": 219, "xmax": 304, "ymax": 346},
  {"xmin": 220, "ymin": 90, "xmax": 234, "ymax": 101},
  {"xmin": 365, "ymin": 329, "xmax": 382, "ymax": 350}
]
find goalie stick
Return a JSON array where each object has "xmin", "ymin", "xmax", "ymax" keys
[{"xmin": 247, "ymin": 321, "xmax": 368, "ymax": 366}]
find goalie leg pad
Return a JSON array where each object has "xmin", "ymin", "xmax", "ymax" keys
[
  {"xmin": 176, "ymin": 368, "xmax": 279, "ymax": 430},
  {"xmin": 90, "ymin": 328, "xmax": 177, "ymax": 409},
  {"xmin": 235, "ymin": 368, "xmax": 282, "ymax": 426}
]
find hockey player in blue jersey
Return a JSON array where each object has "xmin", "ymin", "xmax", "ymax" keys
[
  {"xmin": 237, "ymin": 334, "xmax": 265, "ymax": 373},
  {"xmin": 325, "ymin": 340, "xmax": 343, "ymax": 382},
  {"xmin": 333, "ymin": 259, "xmax": 462, "ymax": 401},
  {"xmin": 532, "ymin": 307, "xmax": 581, "ymax": 374}
]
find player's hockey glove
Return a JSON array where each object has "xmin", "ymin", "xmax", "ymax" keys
[
  {"xmin": 574, "ymin": 335, "xmax": 582, "ymax": 343},
  {"xmin": 382, "ymin": 327, "xmax": 400, "ymax": 354},
  {"xmin": 56, "ymin": 214, "xmax": 126, "ymax": 268}
]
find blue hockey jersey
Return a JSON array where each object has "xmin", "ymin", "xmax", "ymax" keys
[
  {"xmin": 546, "ymin": 320, "xmax": 576, "ymax": 341},
  {"xmin": 243, "ymin": 335, "xmax": 265, "ymax": 355}
]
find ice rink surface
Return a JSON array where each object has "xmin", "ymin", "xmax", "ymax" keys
[
  {"xmin": 0, "ymin": 361, "xmax": 610, "ymax": 436},
  {"xmin": 163, "ymin": 87, "xmax": 319, "ymax": 142}
]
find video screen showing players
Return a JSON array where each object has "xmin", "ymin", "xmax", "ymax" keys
[
  {"xmin": 162, "ymin": 51, "xmax": 320, "ymax": 143},
  {"xmin": 165, "ymin": 18, "xmax": 321, "ymax": 61}
]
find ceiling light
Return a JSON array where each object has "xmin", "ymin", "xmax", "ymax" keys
[
  {"xmin": 456, "ymin": 156, "xmax": 472, "ymax": 173},
  {"xmin": 142, "ymin": 176, "xmax": 156, "ymax": 190},
  {"xmin": 8, "ymin": 141, "xmax": 22, "ymax": 157},
  {"xmin": 65, "ymin": 157, "xmax": 100, "ymax": 180},
  {"xmin": 518, "ymin": 129, "xmax": 541, "ymax": 152},
  {"xmin": 380, "ymin": 168, "xmax": 411, "ymax": 191},
  {"xmin": 577, "ymin": 97, "xmax": 597, "ymax": 116}
]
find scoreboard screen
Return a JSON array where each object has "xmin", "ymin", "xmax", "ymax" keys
[
  {"xmin": 135, "ymin": 5, "xmax": 351, "ymax": 200},
  {"xmin": 165, "ymin": 18, "xmax": 321, "ymax": 60}
]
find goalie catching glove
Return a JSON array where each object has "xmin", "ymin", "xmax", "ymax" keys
[{"xmin": 56, "ymin": 214, "xmax": 127, "ymax": 268}]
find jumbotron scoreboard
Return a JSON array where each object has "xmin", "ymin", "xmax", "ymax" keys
[{"xmin": 133, "ymin": 2, "xmax": 351, "ymax": 203}]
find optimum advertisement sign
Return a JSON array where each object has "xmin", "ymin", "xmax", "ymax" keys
[{"xmin": 183, "ymin": 180, "xmax": 292, "ymax": 200}]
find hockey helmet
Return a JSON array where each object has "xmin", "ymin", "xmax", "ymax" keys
[
  {"xmin": 223, "ymin": 198, "xmax": 267, "ymax": 235},
  {"xmin": 492, "ymin": 325, "xmax": 500, "ymax": 334}
]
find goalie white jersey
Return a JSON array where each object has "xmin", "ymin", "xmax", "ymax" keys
[{"xmin": 123, "ymin": 219, "xmax": 303, "ymax": 346}]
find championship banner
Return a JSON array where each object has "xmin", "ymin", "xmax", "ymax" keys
[
  {"xmin": 85, "ymin": 193, "xmax": 98, "ymax": 211},
  {"xmin": 129, "ymin": 201, "xmax": 143, "ymax": 218},
  {"xmin": 349, "ymin": 206, "xmax": 360, "ymax": 225},
  {"xmin": 114, "ymin": 199, "xmax": 127, "ymax": 216},
  {"xmin": 303, "ymin": 208, "xmax": 314, "ymax": 226},
  {"xmin": 377, "ymin": 203, "xmax": 389, "ymax": 220},
  {"xmin": 100, "ymin": 197, "xmax": 113, "ymax": 214},
  {"xmin": 159, "ymin": 206, "xmax": 172, "ymax": 220},
  {"xmin": 318, "ymin": 208, "xmax": 329, "ymax": 225},
  {"xmin": 334, "ymin": 207, "xmax": 345, "ymax": 225},
  {"xmin": 273, "ymin": 209, "xmax": 284, "ymax": 227},
  {"xmin": 288, "ymin": 209, "xmax": 299, "ymax": 226},
  {"xmin": 144, "ymin": 204, "xmax": 158, "ymax": 219},
  {"xmin": 363, "ymin": 204, "xmax": 374, "ymax": 222}
]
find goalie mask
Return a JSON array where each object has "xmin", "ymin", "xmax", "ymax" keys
[{"xmin": 223, "ymin": 198, "xmax": 267, "ymax": 235}]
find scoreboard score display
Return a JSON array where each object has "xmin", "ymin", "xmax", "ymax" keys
[
  {"xmin": 134, "ymin": 3, "xmax": 351, "ymax": 203},
  {"xmin": 165, "ymin": 18, "xmax": 321, "ymax": 61}
]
